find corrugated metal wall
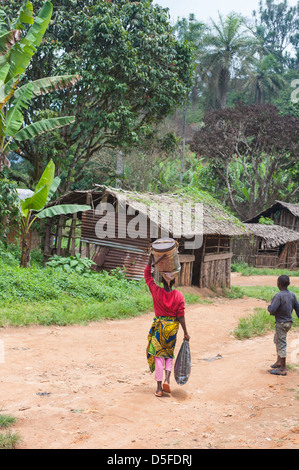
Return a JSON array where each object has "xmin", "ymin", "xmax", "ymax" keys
[{"xmin": 81, "ymin": 210, "xmax": 151, "ymax": 280}]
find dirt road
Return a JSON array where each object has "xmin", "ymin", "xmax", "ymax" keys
[
  {"xmin": 231, "ymin": 272, "xmax": 299, "ymax": 287},
  {"xmin": 0, "ymin": 278, "xmax": 298, "ymax": 449}
]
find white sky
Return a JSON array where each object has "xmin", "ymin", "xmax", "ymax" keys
[{"xmin": 154, "ymin": 0, "xmax": 298, "ymax": 23}]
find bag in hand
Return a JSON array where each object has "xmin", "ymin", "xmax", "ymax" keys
[{"xmin": 174, "ymin": 339, "xmax": 191, "ymax": 385}]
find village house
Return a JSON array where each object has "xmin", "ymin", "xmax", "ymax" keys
[
  {"xmin": 232, "ymin": 223, "xmax": 299, "ymax": 270},
  {"xmin": 245, "ymin": 200, "xmax": 299, "ymax": 267},
  {"xmin": 43, "ymin": 186, "xmax": 246, "ymax": 289}
]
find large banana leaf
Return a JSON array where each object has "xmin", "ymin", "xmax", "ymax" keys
[
  {"xmin": 0, "ymin": 30, "xmax": 21, "ymax": 56},
  {"xmin": 20, "ymin": 159, "xmax": 55, "ymax": 213},
  {"xmin": 12, "ymin": 1, "xmax": 34, "ymax": 30},
  {"xmin": 46, "ymin": 176, "xmax": 61, "ymax": 203},
  {"xmin": 0, "ymin": 63, "xmax": 10, "ymax": 86},
  {"xmin": 6, "ymin": 83, "xmax": 33, "ymax": 136},
  {"xmin": 14, "ymin": 74, "xmax": 81, "ymax": 100},
  {"xmin": 34, "ymin": 158, "xmax": 55, "ymax": 194},
  {"xmin": 14, "ymin": 115, "xmax": 75, "ymax": 141},
  {"xmin": 20, "ymin": 184, "xmax": 49, "ymax": 213},
  {"xmin": 0, "ymin": 76, "xmax": 20, "ymax": 106},
  {"xmin": 5, "ymin": 38, "xmax": 37, "ymax": 83},
  {"xmin": 36, "ymin": 204, "xmax": 91, "ymax": 219},
  {"xmin": 25, "ymin": 1, "xmax": 53, "ymax": 48},
  {"xmin": 5, "ymin": 1, "xmax": 53, "ymax": 82}
]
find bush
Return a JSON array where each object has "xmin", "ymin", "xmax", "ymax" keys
[{"xmin": 46, "ymin": 253, "xmax": 96, "ymax": 276}]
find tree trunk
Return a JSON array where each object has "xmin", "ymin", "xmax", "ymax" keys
[
  {"xmin": 116, "ymin": 150, "xmax": 124, "ymax": 188},
  {"xmin": 219, "ymin": 68, "xmax": 229, "ymax": 109},
  {"xmin": 180, "ymin": 105, "xmax": 187, "ymax": 184},
  {"xmin": 20, "ymin": 232, "xmax": 31, "ymax": 268}
]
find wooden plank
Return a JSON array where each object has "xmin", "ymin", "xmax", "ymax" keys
[
  {"xmin": 204, "ymin": 252, "xmax": 233, "ymax": 262},
  {"xmin": 178, "ymin": 254, "xmax": 195, "ymax": 263}
]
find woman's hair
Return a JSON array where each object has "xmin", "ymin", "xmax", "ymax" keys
[
  {"xmin": 162, "ymin": 277, "xmax": 175, "ymax": 290},
  {"xmin": 278, "ymin": 275, "xmax": 290, "ymax": 288}
]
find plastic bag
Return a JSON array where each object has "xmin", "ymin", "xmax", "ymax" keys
[{"xmin": 174, "ymin": 339, "xmax": 191, "ymax": 385}]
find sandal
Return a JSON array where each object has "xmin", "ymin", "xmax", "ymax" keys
[
  {"xmin": 269, "ymin": 369, "xmax": 287, "ymax": 376},
  {"xmin": 155, "ymin": 391, "xmax": 163, "ymax": 397},
  {"xmin": 163, "ymin": 382, "xmax": 171, "ymax": 394}
]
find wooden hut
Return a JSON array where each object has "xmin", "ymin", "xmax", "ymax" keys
[
  {"xmin": 232, "ymin": 223, "xmax": 299, "ymax": 270},
  {"xmin": 245, "ymin": 200, "xmax": 299, "ymax": 267},
  {"xmin": 44, "ymin": 186, "xmax": 245, "ymax": 288}
]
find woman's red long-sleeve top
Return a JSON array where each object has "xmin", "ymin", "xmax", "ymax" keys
[{"xmin": 144, "ymin": 264, "xmax": 185, "ymax": 318}]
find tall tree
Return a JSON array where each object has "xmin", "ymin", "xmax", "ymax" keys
[
  {"xmin": 251, "ymin": 0, "xmax": 299, "ymax": 66},
  {"xmin": 4, "ymin": 0, "xmax": 194, "ymax": 191},
  {"xmin": 243, "ymin": 54, "xmax": 286, "ymax": 104},
  {"xmin": 200, "ymin": 13, "xmax": 254, "ymax": 109},
  {"xmin": 191, "ymin": 104, "xmax": 299, "ymax": 219},
  {"xmin": 174, "ymin": 14, "xmax": 207, "ymax": 106},
  {"xmin": 0, "ymin": 1, "xmax": 79, "ymax": 176}
]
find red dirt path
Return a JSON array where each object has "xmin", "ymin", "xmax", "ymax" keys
[{"xmin": 0, "ymin": 275, "xmax": 298, "ymax": 449}]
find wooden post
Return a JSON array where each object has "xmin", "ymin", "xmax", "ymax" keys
[
  {"xmin": 199, "ymin": 236, "xmax": 206, "ymax": 288},
  {"xmin": 43, "ymin": 218, "xmax": 51, "ymax": 266},
  {"xmin": 85, "ymin": 192, "xmax": 92, "ymax": 258},
  {"xmin": 70, "ymin": 213, "xmax": 78, "ymax": 256},
  {"xmin": 56, "ymin": 215, "xmax": 64, "ymax": 256}
]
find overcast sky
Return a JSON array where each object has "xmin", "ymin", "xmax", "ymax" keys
[{"xmin": 154, "ymin": 0, "xmax": 298, "ymax": 23}]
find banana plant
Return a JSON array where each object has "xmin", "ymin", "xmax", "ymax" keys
[
  {"xmin": 20, "ymin": 159, "xmax": 90, "ymax": 268},
  {"xmin": 0, "ymin": 1, "xmax": 79, "ymax": 172}
]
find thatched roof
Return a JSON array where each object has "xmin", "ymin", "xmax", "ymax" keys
[
  {"xmin": 244, "ymin": 223, "xmax": 299, "ymax": 249},
  {"xmin": 48, "ymin": 185, "xmax": 246, "ymax": 237},
  {"xmin": 246, "ymin": 200, "xmax": 299, "ymax": 222}
]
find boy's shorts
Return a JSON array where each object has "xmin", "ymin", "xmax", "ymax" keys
[{"xmin": 274, "ymin": 322, "xmax": 293, "ymax": 358}]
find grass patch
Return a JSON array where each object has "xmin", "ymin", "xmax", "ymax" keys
[
  {"xmin": 0, "ymin": 245, "xmax": 203, "ymax": 327},
  {"xmin": 0, "ymin": 414, "xmax": 20, "ymax": 449},
  {"xmin": 232, "ymin": 308, "xmax": 299, "ymax": 339},
  {"xmin": 231, "ymin": 262, "xmax": 299, "ymax": 277},
  {"xmin": 224, "ymin": 285, "xmax": 299, "ymax": 302},
  {"xmin": 233, "ymin": 308, "xmax": 275, "ymax": 339}
]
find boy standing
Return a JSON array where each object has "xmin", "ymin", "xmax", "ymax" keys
[{"xmin": 267, "ymin": 275, "xmax": 299, "ymax": 376}]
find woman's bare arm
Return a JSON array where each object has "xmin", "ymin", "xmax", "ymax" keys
[{"xmin": 177, "ymin": 316, "xmax": 190, "ymax": 341}]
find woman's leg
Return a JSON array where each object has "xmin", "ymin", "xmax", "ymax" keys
[
  {"xmin": 154, "ymin": 357, "xmax": 164, "ymax": 395},
  {"xmin": 164, "ymin": 358, "xmax": 173, "ymax": 383},
  {"xmin": 163, "ymin": 358, "xmax": 173, "ymax": 393}
]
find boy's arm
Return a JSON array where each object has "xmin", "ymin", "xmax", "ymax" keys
[
  {"xmin": 268, "ymin": 293, "xmax": 281, "ymax": 315},
  {"xmin": 293, "ymin": 294, "xmax": 299, "ymax": 319}
]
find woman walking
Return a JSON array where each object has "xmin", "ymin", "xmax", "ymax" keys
[{"xmin": 145, "ymin": 254, "xmax": 190, "ymax": 397}]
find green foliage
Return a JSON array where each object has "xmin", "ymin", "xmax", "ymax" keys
[
  {"xmin": 4, "ymin": 0, "xmax": 194, "ymax": 190},
  {"xmin": 0, "ymin": 413, "xmax": 20, "ymax": 449},
  {"xmin": 233, "ymin": 307, "xmax": 276, "ymax": 339},
  {"xmin": 46, "ymin": 253, "xmax": 96, "ymax": 276},
  {"xmin": 0, "ymin": 243, "xmax": 202, "ymax": 326},
  {"xmin": 233, "ymin": 307, "xmax": 299, "ymax": 339},
  {"xmin": 0, "ymin": 174, "xmax": 20, "ymax": 239},
  {"xmin": 228, "ymin": 284, "xmax": 299, "ymax": 302},
  {"xmin": 231, "ymin": 262, "xmax": 299, "ymax": 277},
  {"xmin": 191, "ymin": 103, "xmax": 299, "ymax": 219},
  {"xmin": 19, "ymin": 159, "xmax": 90, "ymax": 267},
  {"xmin": 258, "ymin": 216, "xmax": 274, "ymax": 225},
  {"xmin": 0, "ymin": 1, "xmax": 79, "ymax": 178}
]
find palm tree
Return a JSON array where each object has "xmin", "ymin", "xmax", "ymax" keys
[
  {"xmin": 201, "ymin": 13, "xmax": 254, "ymax": 109},
  {"xmin": 243, "ymin": 54, "xmax": 287, "ymax": 104}
]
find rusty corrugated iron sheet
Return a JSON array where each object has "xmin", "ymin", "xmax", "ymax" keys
[{"xmin": 81, "ymin": 210, "xmax": 151, "ymax": 280}]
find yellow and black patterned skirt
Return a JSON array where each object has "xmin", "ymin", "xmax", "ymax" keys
[{"xmin": 146, "ymin": 316, "xmax": 179, "ymax": 373}]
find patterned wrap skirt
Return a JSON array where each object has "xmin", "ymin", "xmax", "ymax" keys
[{"xmin": 146, "ymin": 316, "xmax": 179, "ymax": 373}]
